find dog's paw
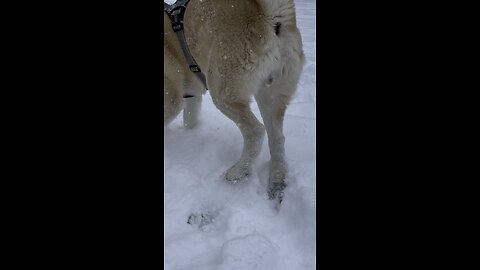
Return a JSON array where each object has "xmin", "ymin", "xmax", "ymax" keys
[
  {"xmin": 224, "ymin": 163, "xmax": 251, "ymax": 183},
  {"xmin": 267, "ymin": 181, "xmax": 286, "ymax": 203}
]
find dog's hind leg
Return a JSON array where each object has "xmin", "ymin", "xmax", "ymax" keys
[
  {"xmin": 255, "ymin": 89, "xmax": 290, "ymax": 200},
  {"xmin": 183, "ymin": 95, "xmax": 202, "ymax": 129},
  {"xmin": 255, "ymin": 68, "xmax": 303, "ymax": 200},
  {"xmin": 210, "ymin": 91, "xmax": 265, "ymax": 182}
]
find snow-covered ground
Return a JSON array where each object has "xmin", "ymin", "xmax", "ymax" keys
[{"xmin": 164, "ymin": 0, "xmax": 316, "ymax": 269}]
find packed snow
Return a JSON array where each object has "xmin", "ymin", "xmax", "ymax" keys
[{"xmin": 164, "ymin": 0, "xmax": 316, "ymax": 269}]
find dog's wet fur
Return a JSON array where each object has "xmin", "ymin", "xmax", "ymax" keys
[{"xmin": 164, "ymin": 0, "xmax": 304, "ymax": 200}]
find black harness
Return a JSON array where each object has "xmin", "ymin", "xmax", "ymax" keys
[{"xmin": 164, "ymin": 0, "xmax": 208, "ymax": 91}]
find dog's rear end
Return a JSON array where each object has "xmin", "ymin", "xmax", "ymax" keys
[{"xmin": 165, "ymin": 0, "xmax": 304, "ymax": 200}]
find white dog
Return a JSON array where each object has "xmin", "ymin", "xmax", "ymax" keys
[{"xmin": 164, "ymin": 0, "xmax": 304, "ymax": 200}]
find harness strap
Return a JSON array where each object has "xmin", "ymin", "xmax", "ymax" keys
[{"xmin": 164, "ymin": 0, "xmax": 208, "ymax": 91}]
